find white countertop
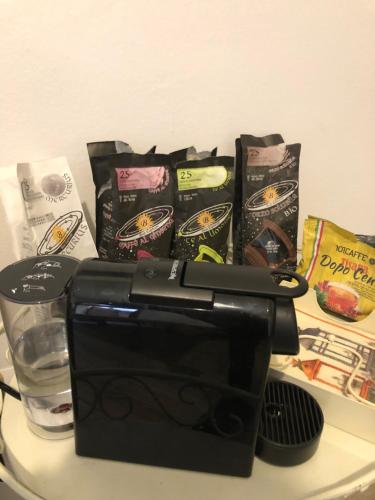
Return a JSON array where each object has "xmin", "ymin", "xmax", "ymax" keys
[{"xmin": 1, "ymin": 391, "xmax": 374, "ymax": 500}]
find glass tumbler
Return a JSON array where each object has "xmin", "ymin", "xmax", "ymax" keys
[{"xmin": 0, "ymin": 256, "xmax": 78, "ymax": 439}]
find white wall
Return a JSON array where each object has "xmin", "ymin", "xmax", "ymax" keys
[{"xmin": 0, "ymin": 0, "xmax": 374, "ymax": 267}]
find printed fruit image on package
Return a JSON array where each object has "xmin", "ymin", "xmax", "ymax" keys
[{"xmin": 297, "ymin": 216, "xmax": 375, "ymax": 321}]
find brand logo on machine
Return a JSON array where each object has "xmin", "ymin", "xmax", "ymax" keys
[
  {"xmin": 168, "ymin": 260, "xmax": 179, "ymax": 280},
  {"xmin": 178, "ymin": 203, "xmax": 232, "ymax": 238}
]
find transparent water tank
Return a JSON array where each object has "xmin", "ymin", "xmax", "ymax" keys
[{"xmin": 0, "ymin": 256, "xmax": 78, "ymax": 439}]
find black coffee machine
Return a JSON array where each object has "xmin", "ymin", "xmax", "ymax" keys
[{"xmin": 67, "ymin": 259, "xmax": 307, "ymax": 477}]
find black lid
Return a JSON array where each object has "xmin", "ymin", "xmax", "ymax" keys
[
  {"xmin": 0, "ymin": 256, "xmax": 79, "ymax": 304},
  {"xmin": 256, "ymin": 381, "xmax": 324, "ymax": 466}
]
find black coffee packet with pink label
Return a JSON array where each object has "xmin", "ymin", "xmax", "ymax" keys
[
  {"xmin": 87, "ymin": 141, "xmax": 133, "ymax": 251},
  {"xmin": 90, "ymin": 152, "xmax": 174, "ymax": 261},
  {"xmin": 233, "ymin": 134, "xmax": 301, "ymax": 271}
]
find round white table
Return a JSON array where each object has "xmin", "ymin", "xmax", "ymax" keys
[{"xmin": 1, "ymin": 392, "xmax": 375, "ymax": 500}]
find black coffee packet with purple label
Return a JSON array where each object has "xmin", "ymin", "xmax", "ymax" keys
[
  {"xmin": 233, "ymin": 134, "xmax": 301, "ymax": 271},
  {"xmin": 90, "ymin": 152, "xmax": 174, "ymax": 261},
  {"xmin": 172, "ymin": 156, "xmax": 234, "ymax": 263}
]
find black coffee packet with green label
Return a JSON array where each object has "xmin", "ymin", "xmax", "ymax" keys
[
  {"xmin": 90, "ymin": 152, "xmax": 174, "ymax": 261},
  {"xmin": 172, "ymin": 156, "xmax": 234, "ymax": 263},
  {"xmin": 233, "ymin": 134, "xmax": 301, "ymax": 271}
]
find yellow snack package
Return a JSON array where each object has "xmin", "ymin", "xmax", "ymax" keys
[{"xmin": 297, "ymin": 216, "xmax": 375, "ymax": 321}]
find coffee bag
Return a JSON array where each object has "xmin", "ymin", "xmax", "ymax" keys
[
  {"xmin": 172, "ymin": 156, "xmax": 234, "ymax": 263},
  {"xmin": 234, "ymin": 134, "xmax": 300, "ymax": 271},
  {"xmin": 297, "ymin": 216, "xmax": 375, "ymax": 321},
  {"xmin": 90, "ymin": 152, "xmax": 174, "ymax": 261},
  {"xmin": 17, "ymin": 157, "xmax": 97, "ymax": 259}
]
